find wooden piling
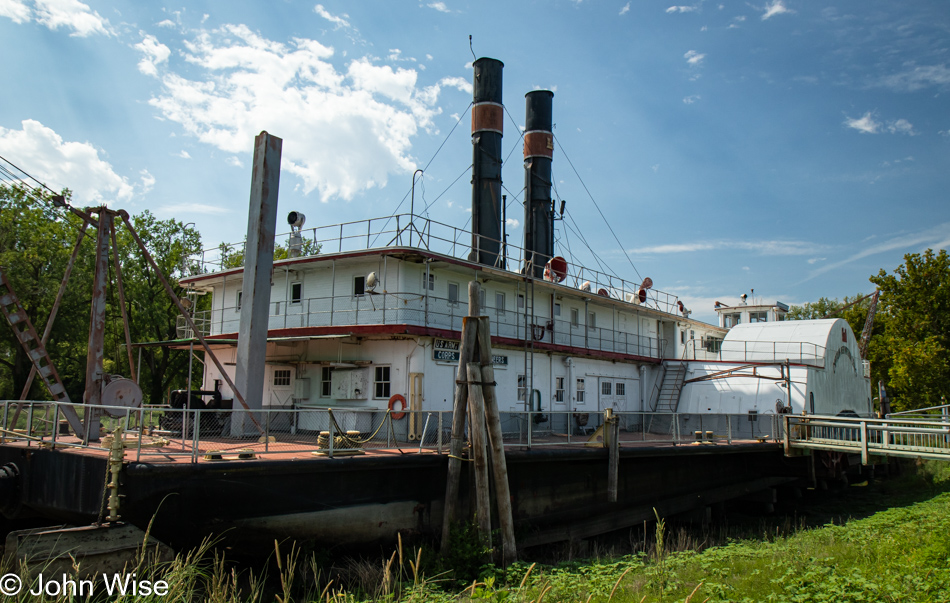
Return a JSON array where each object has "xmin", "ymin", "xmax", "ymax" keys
[
  {"xmin": 477, "ymin": 317, "xmax": 517, "ymax": 565},
  {"xmin": 467, "ymin": 362, "xmax": 493, "ymax": 551},
  {"xmin": 606, "ymin": 409, "xmax": 620, "ymax": 503},
  {"xmin": 440, "ymin": 282, "xmax": 481, "ymax": 555}
]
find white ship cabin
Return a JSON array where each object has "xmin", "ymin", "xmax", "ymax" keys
[
  {"xmin": 178, "ymin": 214, "xmax": 728, "ymax": 434},
  {"xmin": 714, "ymin": 296, "xmax": 789, "ymax": 329},
  {"xmin": 676, "ymin": 318, "xmax": 873, "ymax": 430}
]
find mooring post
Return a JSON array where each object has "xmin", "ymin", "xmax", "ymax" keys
[
  {"xmin": 440, "ymin": 282, "xmax": 480, "ymax": 555},
  {"xmin": 477, "ymin": 316, "xmax": 517, "ymax": 565},
  {"xmin": 606, "ymin": 408, "xmax": 619, "ymax": 503},
  {"xmin": 466, "ymin": 361, "xmax": 492, "ymax": 552}
]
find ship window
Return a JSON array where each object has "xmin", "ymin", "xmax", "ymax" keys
[
  {"xmin": 705, "ymin": 336, "xmax": 722, "ymax": 353},
  {"xmin": 374, "ymin": 366, "xmax": 391, "ymax": 398},
  {"xmin": 616, "ymin": 382, "xmax": 625, "ymax": 397},
  {"xmin": 422, "ymin": 273, "xmax": 435, "ymax": 291},
  {"xmin": 495, "ymin": 292, "xmax": 505, "ymax": 315},
  {"xmin": 321, "ymin": 366, "xmax": 332, "ymax": 397},
  {"xmin": 274, "ymin": 302, "xmax": 280, "ymax": 316},
  {"xmin": 555, "ymin": 377, "xmax": 565, "ymax": 402},
  {"xmin": 576, "ymin": 378, "xmax": 585, "ymax": 403},
  {"xmin": 554, "ymin": 303, "xmax": 561, "ymax": 317},
  {"xmin": 680, "ymin": 330, "xmax": 686, "ymax": 344},
  {"xmin": 588, "ymin": 312, "xmax": 596, "ymax": 330},
  {"xmin": 518, "ymin": 294, "xmax": 525, "ymax": 309},
  {"xmin": 750, "ymin": 311, "xmax": 767, "ymax": 323},
  {"xmin": 517, "ymin": 374, "xmax": 526, "ymax": 401},
  {"xmin": 601, "ymin": 381, "xmax": 611, "ymax": 396},
  {"xmin": 354, "ymin": 275, "xmax": 365, "ymax": 296},
  {"xmin": 724, "ymin": 313, "xmax": 741, "ymax": 328},
  {"xmin": 571, "ymin": 308, "xmax": 579, "ymax": 327},
  {"xmin": 448, "ymin": 282, "xmax": 459, "ymax": 306},
  {"xmin": 291, "ymin": 282, "xmax": 303, "ymax": 304},
  {"xmin": 274, "ymin": 369, "xmax": 291, "ymax": 386},
  {"xmin": 236, "ymin": 291, "xmax": 242, "ymax": 311}
]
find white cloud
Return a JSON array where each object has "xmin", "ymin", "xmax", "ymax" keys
[
  {"xmin": 651, "ymin": 164, "xmax": 660, "ymax": 173},
  {"xmin": 314, "ymin": 4, "xmax": 350, "ymax": 28},
  {"xmin": 844, "ymin": 112, "xmax": 880, "ymax": 134},
  {"xmin": 761, "ymin": 0, "xmax": 792, "ymax": 20},
  {"xmin": 619, "ymin": 2, "xmax": 630, "ymax": 15},
  {"xmin": 134, "ymin": 33, "xmax": 171, "ymax": 77},
  {"xmin": 427, "ymin": 2, "xmax": 450, "ymax": 13},
  {"xmin": 807, "ymin": 257, "xmax": 826, "ymax": 264},
  {"xmin": 33, "ymin": 0, "xmax": 112, "ymax": 36},
  {"xmin": 877, "ymin": 64, "xmax": 950, "ymax": 92},
  {"xmin": 0, "ymin": 119, "xmax": 134, "ymax": 206},
  {"xmin": 506, "ymin": 218, "xmax": 520, "ymax": 229},
  {"xmin": 148, "ymin": 24, "xmax": 465, "ymax": 202},
  {"xmin": 0, "ymin": 0, "xmax": 31, "ymax": 23},
  {"xmin": 684, "ymin": 50, "xmax": 705, "ymax": 66},
  {"xmin": 139, "ymin": 169, "xmax": 155, "ymax": 194},
  {"xmin": 226, "ymin": 156, "xmax": 243, "ymax": 168},
  {"xmin": 802, "ymin": 223, "xmax": 950, "ymax": 282},
  {"xmin": 844, "ymin": 112, "xmax": 917, "ymax": 135},
  {"xmin": 157, "ymin": 18, "xmax": 176, "ymax": 28},
  {"xmin": 177, "ymin": 150, "xmax": 191, "ymax": 159},
  {"xmin": 157, "ymin": 203, "xmax": 229, "ymax": 216},
  {"xmin": 683, "ymin": 94, "xmax": 701, "ymax": 104},
  {"xmin": 666, "ymin": 5, "xmax": 696, "ymax": 13},
  {"xmin": 632, "ymin": 239, "xmax": 824, "ymax": 256}
]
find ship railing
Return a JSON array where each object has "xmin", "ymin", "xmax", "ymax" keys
[
  {"xmin": 184, "ymin": 213, "xmax": 683, "ymax": 315},
  {"xmin": 189, "ymin": 293, "xmax": 668, "ymax": 359},
  {"xmin": 783, "ymin": 413, "xmax": 950, "ymax": 463},
  {"xmin": 715, "ymin": 340, "xmax": 826, "ymax": 366},
  {"xmin": 1, "ymin": 401, "xmax": 788, "ymax": 462}
]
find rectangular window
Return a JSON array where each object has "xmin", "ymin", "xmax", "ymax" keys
[
  {"xmin": 680, "ymin": 330, "xmax": 686, "ymax": 344},
  {"xmin": 588, "ymin": 312, "xmax": 597, "ymax": 330},
  {"xmin": 690, "ymin": 330, "xmax": 695, "ymax": 341},
  {"xmin": 571, "ymin": 308, "xmax": 579, "ymax": 327},
  {"xmin": 236, "ymin": 290, "xmax": 242, "ymax": 311},
  {"xmin": 705, "ymin": 337, "xmax": 722, "ymax": 353},
  {"xmin": 321, "ymin": 366, "xmax": 332, "ymax": 397},
  {"xmin": 448, "ymin": 282, "xmax": 459, "ymax": 305},
  {"xmin": 724, "ymin": 313, "xmax": 741, "ymax": 328},
  {"xmin": 576, "ymin": 378, "xmax": 585, "ymax": 403},
  {"xmin": 354, "ymin": 275, "xmax": 365, "ymax": 296},
  {"xmin": 374, "ymin": 366, "xmax": 391, "ymax": 398},
  {"xmin": 274, "ymin": 369, "xmax": 291, "ymax": 386},
  {"xmin": 601, "ymin": 381, "xmax": 612, "ymax": 396},
  {"xmin": 749, "ymin": 311, "xmax": 768, "ymax": 323},
  {"xmin": 274, "ymin": 301, "xmax": 281, "ymax": 316},
  {"xmin": 422, "ymin": 273, "xmax": 435, "ymax": 291},
  {"xmin": 517, "ymin": 374, "xmax": 526, "ymax": 401},
  {"xmin": 555, "ymin": 377, "xmax": 565, "ymax": 402},
  {"xmin": 291, "ymin": 282, "xmax": 303, "ymax": 304},
  {"xmin": 518, "ymin": 294, "xmax": 525, "ymax": 309},
  {"xmin": 495, "ymin": 292, "xmax": 505, "ymax": 315},
  {"xmin": 616, "ymin": 382, "xmax": 625, "ymax": 397},
  {"xmin": 554, "ymin": 303, "xmax": 561, "ymax": 317}
]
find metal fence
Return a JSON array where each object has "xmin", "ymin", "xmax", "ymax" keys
[
  {"xmin": 0, "ymin": 400, "xmax": 785, "ymax": 464},
  {"xmin": 187, "ymin": 293, "xmax": 668, "ymax": 359},
  {"xmin": 185, "ymin": 213, "xmax": 684, "ymax": 315},
  {"xmin": 783, "ymin": 414, "xmax": 950, "ymax": 463}
]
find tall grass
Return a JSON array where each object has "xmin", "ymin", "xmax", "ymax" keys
[{"xmin": 3, "ymin": 461, "xmax": 948, "ymax": 602}]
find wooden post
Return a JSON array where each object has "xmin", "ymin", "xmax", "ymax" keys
[
  {"xmin": 606, "ymin": 408, "xmax": 620, "ymax": 503},
  {"xmin": 477, "ymin": 317, "xmax": 517, "ymax": 565},
  {"xmin": 440, "ymin": 282, "xmax": 481, "ymax": 555},
  {"xmin": 467, "ymin": 362, "xmax": 493, "ymax": 552}
]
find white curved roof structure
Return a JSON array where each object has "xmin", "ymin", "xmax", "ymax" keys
[{"xmin": 720, "ymin": 318, "xmax": 855, "ymax": 366}]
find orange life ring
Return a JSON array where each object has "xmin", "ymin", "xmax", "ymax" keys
[{"xmin": 388, "ymin": 394, "xmax": 407, "ymax": 420}]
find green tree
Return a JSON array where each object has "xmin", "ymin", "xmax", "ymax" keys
[
  {"xmin": 216, "ymin": 238, "xmax": 321, "ymax": 270},
  {"xmin": 870, "ymin": 249, "xmax": 950, "ymax": 411}
]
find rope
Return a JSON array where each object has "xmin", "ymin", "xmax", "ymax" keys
[{"xmin": 327, "ymin": 408, "xmax": 405, "ymax": 453}]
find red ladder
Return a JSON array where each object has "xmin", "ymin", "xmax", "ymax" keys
[{"xmin": 0, "ymin": 268, "xmax": 85, "ymax": 438}]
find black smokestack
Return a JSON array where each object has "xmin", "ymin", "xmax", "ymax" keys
[
  {"xmin": 469, "ymin": 58, "xmax": 504, "ymax": 267},
  {"xmin": 523, "ymin": 90, "xmax": 554, "ymax": 278}
]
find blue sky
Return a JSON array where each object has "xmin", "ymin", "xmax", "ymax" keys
[{"xmin": 1, "ymin": 0, "xmax": 948, "ymax": 323}]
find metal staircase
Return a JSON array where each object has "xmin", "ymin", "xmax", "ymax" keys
[
  {"xmin": 0, "ymin": 268, "xmax": 85, "ymax": 437},
  {"xmin": 655, "ymin": 362, "xmax": 687, "ymax": 413}
]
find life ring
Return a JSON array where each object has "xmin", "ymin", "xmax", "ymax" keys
[{"xmin": 388, "ymin": 394, "xmax": 407, "ymax": 420}]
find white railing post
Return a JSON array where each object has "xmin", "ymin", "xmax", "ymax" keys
[{"xmin": 859, "ymin": 419, "xmax": 869, "ymax": 465}]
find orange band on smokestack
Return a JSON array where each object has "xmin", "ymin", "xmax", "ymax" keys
[
  {"xmin": 472, "ymin": 102, "xmax": 504, "ymax": 135},
  {"xmin": 523, "ymin": 131, "xmax": 554, "ymax": 159}
]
